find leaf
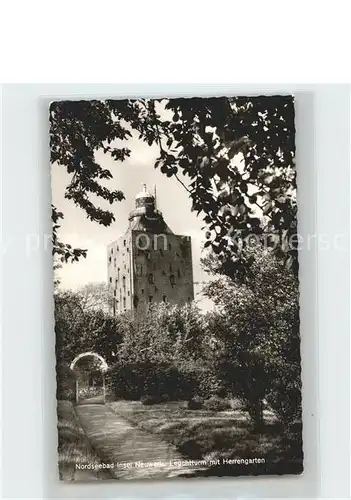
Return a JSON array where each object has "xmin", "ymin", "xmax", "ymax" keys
[
  {"xmin": 263, "ymin": 174, "xmax": 274, "ymax": 185},
  {"xmin": 228, "ymin": 147, "xmax": 236, "ymax": 159},
  {"xmin": 52, "ymin": 96, "xmax": 297, "ymax": 273},
  {"xmin": 212, "ymin": 244, "xmax": 221, "ymax": 254},
  {"xmin": 240, "ymin": 182, "xmax": 248, "ymax": 194},
  {"xmin": 263, "ymin": 201, "xmax": 272, "ymax": 215}
]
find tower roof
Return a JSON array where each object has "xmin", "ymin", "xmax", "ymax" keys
[
  {"xmin": 127, "ymin": 183, "xmax": 173, "ymax": 234},
  {"xmin": 135, "ymin": 183, "xmax": 153, "ymax": 200}
]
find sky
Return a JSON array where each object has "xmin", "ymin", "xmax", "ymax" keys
[{"xmin": 51, "ymin": 130, "xmax": 215, "ymax": 311}]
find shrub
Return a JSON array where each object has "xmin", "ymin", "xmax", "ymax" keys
[
  {"xmin": 203, "ymin": 396, "xmax": 231, "ymax": 411},
  {"xmin": 56, "ymin": 363, "xmax": 75, "ymax": 401},
  {"xmin": 109, "ymin": 360, "xmax": 195, "ymax": 401},
  {"xmin": 266, "ymin": 382, "xmax": 302, "ymax": 425},
  {"xmin": 228, "ymin": 397, "xmax": 246, "ymax": 410},
  {"xmin": 177, "ymin": 362, "xmax": 222, "ymax": 400},
  {"xmin": 187, "ymin": 396, "xmax": 204, "ymax": 409},
  {"xmin": 140, "ymin": 394, "xmax": 166, "ymax": 405},
  {"xmin": 78, "ymin": 386, "xmax": 102, "ymax": 398}
]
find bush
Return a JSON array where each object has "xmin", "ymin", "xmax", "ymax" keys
[
  {"xmin": 203, "ymin": 396, "xmax": 231, "ymax": 411},
  {"xmin": 266, "ymin": 382, "xmax": 302, "ymax": 425},
  {"xmin": 177, "ymin": 362, "xmax": 223, "ymax": 400},
  {"xmin": 78, "ymin": 387, "xmax": 102, "ymax": 399},
  {"xmin": 108, "ymin": 359, "xmax": 226, "ymax": 403},
  {"xmin": 109, "ymin": 360, "xmax": 195, "ymax": 401},
  {"xmin": 140, "ymin": 394, "xmax": 167, "ymax": 405},
  {"xmin": 228, "ymin": 397, "xmax": 246, "ymax": 410},
  {"xmin": 187, "ymin": 396, "xmax": 204, "ymax": 409},
  {"xmin": 56, "ymin": 363, "xmax": 75, "ymax": 401}
]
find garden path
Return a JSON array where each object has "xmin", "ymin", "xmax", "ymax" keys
[{"xmin": 75, "ymin": 402, "xmax": 200, "ymax": 480}]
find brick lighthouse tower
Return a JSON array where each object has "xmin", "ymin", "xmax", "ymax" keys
[{"xmin": 107, "ymin": 184, "xmax": 194, "ymax": 315}]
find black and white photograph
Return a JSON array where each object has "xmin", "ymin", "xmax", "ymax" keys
[{"xmin": 50, "ymin": 95, "xmax": 302, "ymax": 481}]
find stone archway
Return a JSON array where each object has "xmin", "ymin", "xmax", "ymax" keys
[{"xmin": 70, "ymin": 352, "xmax": 108, "ymax": 404}]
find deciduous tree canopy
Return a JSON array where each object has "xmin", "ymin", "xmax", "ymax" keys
[
  {"xmin": 203, "ymin": 247, "xmax": 301, "ymax": 426},
  {"xmin": 50, "ymin": 96, "xmax": 297, "ymax": 276}
]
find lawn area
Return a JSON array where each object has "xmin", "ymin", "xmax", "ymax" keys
[
  {"xmin": 57, "ymin": 400, "xmax": 111, "ymax": 481},
  {"xmin": 108, "ymin": 400, "xmax": 303, "ymax": 477}
]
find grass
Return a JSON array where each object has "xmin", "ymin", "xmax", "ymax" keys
[
  {"xmin": 57, "ymin": 400, "xmax": 109, "ymax": 480},
  {"xmin": 108, "ymin": 400, "xmax": 303, "ymax": 477}
]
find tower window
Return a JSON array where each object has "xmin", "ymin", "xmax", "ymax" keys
[
  {"xmin": 168, "ymin": 243, "xmax": 172, "ymax": 251},
  {"xmin": 149, "ymin": 295, "xmax": 153, "ymax": 303},
  {"xmin": 170, "ymin": 274, "xmax": 175, "ymax": 287},
  {"xmin": 111, "ymin": 248, "xmax": 113, "ymax": 254},
  {"xmin": 148, "ymin": 273, "xmax": 154, "ymax": 284},
  {"xmin": 127, "ymin": 247, "xmax": 129, "ymax": 253},
  {"xmin": 123, "ymin": 297, "xmax": 126, "ymax": 309},
  {"xmin": 163, "ymin": 295, "xmax": 167, "ymax": 303},
  {"xmin": 122, "ymin": 276, "xmax": 126, "ymax": 288},
  {"xmin": 114, "ymin": 258, "xmax": 116, "ymax": 267},
  {"xmin": 141, "ymin": 288, "xmax": 144, "ymax": 294},
  {"xmin": 117, "ymin": 246, "xmax": 119, "ymax": 252},
  {"xmin": 177, "ymin": 268, "xmax": 181, "ymax": 278},
  {"xmin": 124, "ymin": 240, "xmax": 126, "ymax": 247},
  {"xmin": 113, "ymin": 289, "xmax": 116, "ymax": 296},
  {"xmin": 115, "ymin": 279, "xmax": 118, "ymax": 286},
  {"xmin": 109, "ymin": 277, "xmax": 112, "ymax": 283},
  {"xmin": 136, "ymin": 264, "xmax": 143, "ymax": 276},
  {"xmin": 128, "ymin": 291, "xmax": 130, "ymax": 296},
  {"xmin": 109, "ymin": 256, "xmax": 111, "ymax": 263}
]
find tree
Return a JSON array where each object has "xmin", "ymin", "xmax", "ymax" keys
[
  {"xmin": 78, "ymin": 282, "xmax": 109, "ymax": 313},
  {"xmin": 53, "ymin": 259, "xmax": 63, "ymax": 289},
  {"xmin": 50, "ymin": 100, "xmax": 136, "ymax": 262},
  {"xmin": 116, "ymin": 302, "xmax": 205, "ymax": 365},
  {"xmin": 108, "ymin": 303, "xmax": 208, "ymax": 401},
  {"xmin": 54, "ymin": 289, "xmax": 123, "ymax": 365},
  {"xmin": 50, "ymin": 96, "xmax": 297, "ymax": 275},
  {"xmin": 203, "ymin": 247, "xmax": 301, "ymax": 428}
]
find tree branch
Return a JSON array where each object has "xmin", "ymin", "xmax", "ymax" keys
[{"xmin": 174, "ymin": 173, "xmax": 192, "ymax": 195}]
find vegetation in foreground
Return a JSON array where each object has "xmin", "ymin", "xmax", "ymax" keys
[
  {"xmin": 57, "ymin": 400, "xmax": 109, "ymax": 481},
  {"xmin": 56, "ymin": 248, "xmax": 301, "ymax": 430},
  {"xmin": 51, "ymin": 97, "xmax": 297, "ymax": 277},
  {"xmin": 52, "ymin": 96, "xmax": 302, "ymax": 478},
  {"xmin": 108, "ymin": 400, "xmax": 303, "ymax": 477},
  {"xmin": 55, "ymin": 248, "xmax": 302, "ymax": 476}
]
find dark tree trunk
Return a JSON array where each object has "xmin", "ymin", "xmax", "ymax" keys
[{"xmin": 248, "ymin": 399, "xmax": 264, "ymax": 431}]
